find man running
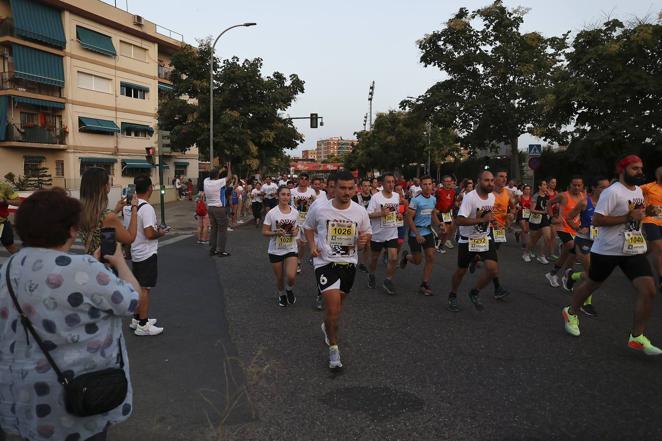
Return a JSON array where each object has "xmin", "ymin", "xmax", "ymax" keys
[
  {"xmin": 309, "ymin": 175, "xmax": 337, "ymax": 311},
  {"xmin": 490, "ymin": 170, "xmax": 515, "ymax": 297},
  {"xmin": 435, "ymin": 175, "xmax": 456, "ymax": 254},
  {"xmin": 562, "ymin": 155, "xmax": 661, "ymax": 355},
  {"xmin": 312, "ymin": 177, "xmax": 327, "ymax": 200},
  {"xmin": 367, "ymin": 172, "xmax": 401, "ymax": 295},
  {"xmin": 262, "ymin": 176, "xmax": 278, "ymax": 210},
  {"xmin": 304, "ymin": 170, "xmax": 371, "ymax": 369},
  {"xmin": 291, "ymin": 173, "xmax": 317, "ymax": 274},
  {"xmin": 352, "ymin": 178, "xmax": 373, "ymax": 273},
  {"xmin": 409, "ymin": 177, "xmax": 422, "ymax": 199},
  {"xmin": 449, "ymin": 171, "xmax": 507, "ymax": 312},
  {"xmin": 641, "ymin": 166, "xmax": 662, "ymax": 291},
  {"xmin": 400, "ymin": 176, "xmax": 440, "ymax": 296}
]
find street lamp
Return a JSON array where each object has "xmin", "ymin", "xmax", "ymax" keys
[
  {"xmin": 368, "ymin": 81, "xmax": 375, "ymax": 130},
  {"xmin": 209, "ymin": 22, "xmax": 257, "ymax": 167}
]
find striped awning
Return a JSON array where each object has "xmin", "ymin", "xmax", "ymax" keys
[
  {"xmin": 158, "ymin": 83, "xmax": 174, "ymax": 92},
  {"xmin": 76, "ymin": 26, "xmax": 116, "ymax": 57},
  {"xmin": 12, "ymin": 44, "xmax": 64, "ymax": 87},
  {"xmin": 10, "ymin": 0, "xmax": 66, "ymax": 48},
  {"xmin": 174, "ymin": 161, "xmax": 189, "ymax": 167},
  {"xmin": 122, "ymin": 159, "xmax": 154, "ymax": 169},
  {"xmin": 121, "ymin": 122, "xmax": 154, "ymax": 136},
  {"xmin": 13, "ymin": 96, "xmax": 65, "ymax": 109},
  {"xmin": 79, "ymin": 117, "xmax": 120, "ymax": 134},
  {"xmin": 80, "ymin": 157, "xmax": 117, "ymax": 164}
]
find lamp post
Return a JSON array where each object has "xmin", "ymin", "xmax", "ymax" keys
[
  {"xmin": 209, "ymin": 23, "xmax": 256, "ymax": 167},
  {"xmin": 368, "ymin": 81, "xmax": 374, "ymax": 130}
]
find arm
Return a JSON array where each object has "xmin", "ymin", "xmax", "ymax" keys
[
  {"xmin": 593, "ymin": 211, "xmax": 644, "ymax": 227},
  {"xmin": 405, "ymin": 208, "xmax": 418, "ymax": 236},
  {"xmin": 143, "ymin": 226, "xmax": 166, "ymax": 240},
  {"xmin": 566, "ymin": 199, "xmax": 585, "ymax": 229},
  {"xmin": 104, "ymin": 210, "xmax": 138, "ymax": 245},
  {"xmin": 225, "ymin": 162, "xmax": 233, "ymax": 183}
]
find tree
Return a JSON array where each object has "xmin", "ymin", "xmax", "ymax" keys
[
  {"xmin": 158, "ymin": 39, "xmax": 305, "ymax": 174},
  {"xmin": 408, "ymin": 1, "xmax": 567, "ymax": 180}
]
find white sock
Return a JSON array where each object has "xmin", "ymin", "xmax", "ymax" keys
[{"xmin": 286, "ymin": 284, "xmax": 294, "ymax": 292}]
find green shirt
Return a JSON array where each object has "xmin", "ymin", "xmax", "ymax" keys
[{"xmin": 0, "ymin": 181, "xmax": 19, "ymax": 222}]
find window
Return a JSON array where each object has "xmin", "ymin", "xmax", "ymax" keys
[
  {"xmin": 120, "ymin": 84, "xmax": 146, "ymax": 99},
  {"xmin": 24, "ymin": 157, "xmax": 44, "ymax": 177},
  {"xmin": 20, "ymin": 112, "xmax": 38, "ymax": 128},
  {"xmin": 77, "ymin": 71, "xmax": 112, "ymax": 93},
  {"xmin": 175, "ymin": 166, "xmax": 187, "ymax": 177},
  {"xmin": 119, "ymin": 41, "xmax": 147, "ymax": 61},
  {"xmin": 80, "ymin": 162, "xmax": 114, "ymax": 175},
  {"xmin": 122, "ymin": 166, "xmax": 150, "ymax": 178},
  {"xmin": 55, "ymin": 160, "xmax": 64, "ymax": 177},
  {"xmin": 122, "ymin": 127, "xmax": 149, "ymax": 138}
]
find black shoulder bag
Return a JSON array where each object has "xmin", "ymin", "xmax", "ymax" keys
[{"xmin": 4, "ymin": 257, "xmax": 128, "ymax": 417}]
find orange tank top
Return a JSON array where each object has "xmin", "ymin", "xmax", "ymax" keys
[
  {"xmin": 560, "ymin": 191, "xmax": 581, "ymax": 234},
  {"xmin": 493, "ymin": 188, "xmax": 511, "ymax": 228}
]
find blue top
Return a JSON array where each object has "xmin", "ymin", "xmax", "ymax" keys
[
  {"xmin": 408, "ymin": 194, "xmax": 436, "ymax": 236},
  {"xmin": 580, "ymin": 194, "xmax": 595, "ymax": 229}
]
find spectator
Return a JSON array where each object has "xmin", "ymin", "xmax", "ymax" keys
[
  {"xmin": 195, "ymin": 192, "xmax": 210, "ymax": 244},
  {"xmin": 0, "ymin": 188, "xmax": 140, "ymax": 441},
  {"xmin": 175, "ymin": 175, "xmax": 182, "ymax": 200},
  {"xmin": 187, "ymin": 178, "xmax": 194, "ymax": 201},
  {"xmin": 204, "ymin": 164, "xmax": 232, "ymax": 257},
  {"xmin": 0, "ymin": 179, "xmax": 22, "ymax": 255}
]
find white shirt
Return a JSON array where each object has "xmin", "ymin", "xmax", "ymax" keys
[
  {"xmin": 508, "ymin": 185, "xmax": 523, "ymax": 197},
  {"xmin": 264, "ymin": 205, "xmax": 299, "ymax": 255},
  {"xmin": 291, "ymin": 186, "xmax": 317, "ymax": 225},
  {"xmin": 367, "ymin": 191, "xmax": 400, "ymax": 242},
  {"xmin": 591, "ymin": 182, "xmax": 645, "ymax": 256},
  {"xmin": 457, "ymin": 190, "xmax": 496, "ymax": 243},
  {"xmin": 130, "ymin": 199, "xmax": 159, "ymax": 262},
  {"xmin": 203, "ymin": 177, "xmax": 227, "ymax": 207},
  {"xmin": 235, "ymin": 185, "xmax": 244, "ymax": 200},
  {"xmin": 315, "ymin": 190, "xmax": 327, "ymax": 200},
  {"xmin": 278, "ymin": 179, "xmax": 287, "ymax": 187},
  {"xmin": 410, "ymin": 185, "xmax": 422, "ymax": 198},
  {"xmin": 251, "ymin": 188, "xmax": 263, "ymax": 203},
  {"xmin": 303, "ymin": 200, "xmax": 371, "ymax": 268},
  {"xmin": 175, "ymin": 178, "xmax": 181, "ymax": 189},
  {"xmin": 263, "ymin": 183, "xmax": 278, "ymax": 199}
]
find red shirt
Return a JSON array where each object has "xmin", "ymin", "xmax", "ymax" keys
[{"xmin": 435, "ymin": 188, "xmax": 456, "ymax": 212}]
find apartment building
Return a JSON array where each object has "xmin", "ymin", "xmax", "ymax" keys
[
  {"xmin": 315, "ymin": 137, "xmax": 356, "ymax": 161},
  {"xmin": 0, "ymin": 0, "xmax": 198, "ymax": 193},
  {"xmin": 301, "ymin": 148, "xmax": 316, "ymax": 161}
]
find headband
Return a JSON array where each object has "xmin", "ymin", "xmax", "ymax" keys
[{"xmin": 616, "ymin": 155, "xmax": 642, "ymax": 173}]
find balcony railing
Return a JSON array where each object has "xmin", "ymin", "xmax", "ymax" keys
[
  {"xmin": 6, "ymin": 124, "xmax": 66, "ymax": 145},
  {"xmin": 0, "ymin": 72, "xmax": 62, "ymax": 97},
  {"xmin": 158, "ymin": 64, "xmax": 174, "ymax": 81}
]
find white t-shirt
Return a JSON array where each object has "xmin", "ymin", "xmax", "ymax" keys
[
  {"xmin": 315, "ymin": 190, "xmax": 327, "ymax": 200},
  {"xmin": 278, "ymin": 179, "xmax": 288, "ymax": 187},
  {"xmin": 508, "ymin": 186, "xmax": 523, "ymax": 197},
  {"xmin": 235, "ymin": 185, "xmax": 244, "ymax": 200},
  {"xmin": 263, "ymin": 183, "xmax": 278, "ymax": 200},
  {"xmin": 303, "ymin": 200, "xmax": 371, "ymax": 268},
  {"xmin": 591, "ymin": 182, "xmax": 645, "ymax": 256},
  {"xmin": 263, "ymin": 205, "xmax": 299, "ymax": 255},
  {"xmin": 130, "ymin": 199, "xmax": 159, "ymax": 262},
  {"xmin": 251, "ymin": 188, "xmax": 263, "ymax": 203},
  {"xmin": 175, "ymin": 178, "xmax": 182, "ymax": 189},
  {"xmin": 410, "ymin": 185, "xmax": 422, "ymax": 198},
  {"xmin": 291, "ymin": 186, "xmax": 317, "ymax": 225},
  {"xmin": 367, "ymin": 191, "xmax": 400, "ymax": 242},
  {"xmin": 457, "ymin": 190, "xmax": 496, "ymax": 243},
  {"xmin": 203, "ymin": 177, "xmax": 227, "ymax": 207}
]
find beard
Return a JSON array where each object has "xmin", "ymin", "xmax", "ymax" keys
[{"xmin": 624, "ymin": 173, "xmax": 646, "ymax": 186}]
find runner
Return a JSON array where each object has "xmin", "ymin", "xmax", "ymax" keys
[
  {"xmin": 641, "ymin": 166, "xmax": 662, "ymax": 291},
  {"xmin": 309, "ymin": 175, "xmax": 337, "ymax": 311},
  {"xmin": 312, "ymin": 177, "xmax": 327, "ymax": 200},
  {"xmin": 250, "ymin": 182, "xmax": 264, "ymax": 227},
  {"xmin": 490, "ymin": 170, "xmax": 515, "ymax": 297},
  {"xmin": 525, "ymin": 180, "xmax": 554, "ymax": 264},
  {"xmin": 394, "ymin": 182, "xmax": 408, "ymax": 256},
  {"xmin": 400, "ymin": 176, "xmax": 440, "ymax": 296},
  {"xmin": 370, "ymin": 177, "xmax": 381, "ymax": 195},
  {"xmin": 262, "ymin": 176, "xmax": 278, "ymax": 210},
  {"xmin": 435, "ymin": 175, "xmax": 456, "ymax": 254},
  {"xmin": 290, "ymin": 173, "xmax": 317, "ymax": 274},
  {"xmin": 352, "ymin": 178, "xmax": 373, "ymax": 273},
  {"xmin": 366, "ymin": 173, "xmax": 402, "ymax": 295},
  {"xmin": 545, "ymin": 177, "xmax": 584, "ymax": 288},
  {"xmin": 518, "ymin": 184, "xmax": 533, "ymax": 260},
  {"xmin": 562, "ymin": 155, "xmax": 661, "ymax": 355},
  {"xmin": 409, "ymin": 177, "xmax": 422, "ymax": 199},
  {"xmin": 448, "ymin": 170, "xmax": 507, "ymax": 312},
  {"xmin": 263, "ymin": 186, "xmax": 299, "ymax": 307},
  {"xmin": 547, "ymin": 177, "xmax": 561, "ymax": 260},
  {"xmin": 304, "ymin": 170, "xmax": 371, "ymax": 369},
  {"xmin": 564, "ymin": 176, "xmax": 610, "ymax": 316}
]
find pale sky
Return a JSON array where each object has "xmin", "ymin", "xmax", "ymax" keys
[{"xmin": 114, "ymin": 0, "xmax": 660, "ymax": 155}]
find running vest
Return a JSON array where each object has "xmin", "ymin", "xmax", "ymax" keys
[
  {"xmin": 493, "ymin": 188, "xmax": 511, "ymax": 228},
  {"xmin": 580, "ymin": 195, "xmax": 595, "ymax": 229},
  {"xmin": 560, "ymin": 191, "xmax": 581, "ymax": 235}
]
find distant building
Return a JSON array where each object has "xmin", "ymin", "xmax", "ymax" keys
[
  {"xmin": 302, "ymin": 149, "xmax": 317, "ymax": 160},
  {"xmin": 316, "ymin": 137, "xmax": 356, "ymax": 161}
]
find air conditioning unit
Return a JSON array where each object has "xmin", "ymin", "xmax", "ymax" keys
[{"xmin": 133, "ymin": 15, "xmax": 143, "ymax": 26}]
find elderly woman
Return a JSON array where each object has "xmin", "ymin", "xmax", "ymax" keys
[{"xmin": 0, "ymin": 188, "xmax": 140, "ymax": 441}]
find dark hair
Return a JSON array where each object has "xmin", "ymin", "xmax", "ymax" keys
[
  {"xmin": 312, "ymin": 177, "xmax": 321, "ymax": 183},
  {"xmin": 277, "ymin": 185, "xmax": 290, "ymax": 196},
  {"xmin": 335, "ymin": 170, "xmax": 354, "ymax": 182},
  {"xmin": 134, "ymin": 175, "xmax": 152, "ymax": 194},
  {"xmin": 299, "ymin": 172, "xmax": 309, "ymax": 179},
  {"xmin": 360, "ymin": 178, "xmax": 371, "ymax": 185},
  {"xmin": 476, "ymin": 170, "xmax": 492, "ymax": 181},
  {"xmin": 210, "ymin": 168, "xmax": 220, "ymax": 179},
  {"xmin": 420, "ymin": 175, "xmax": 433, "ymax": 182},
  {"xmin": 591, "ymin": 176, "xmax": 609, "ymax": 187},
  {"xmin": 220, "ymin": 169, "xmax": 228, "ymax": 179},
  {"xmin": 570, "ymin": 175, "xmax": 584, "ymax": 182},
  {"xmin": 79, "ymin": 167, "xmax": 109, "ymax": 234},
  {"xmin": 495, "ymin": 169, "xmax": 508, "ymax": 176},
  {"xmin": 382, "ymin": 172, "xmax": 395, "ymax": 180},
  {"xmin": 16, "ymin": 188, "xmax": 81, "ymax": 248},
  {"xmin": 442, "ymin": 175, "xmax": 452, "ymax": 181},
  {"xmin": 327, "ymin": 173, "xmax": 338, "ymax": 184},
  {"xmin": 536, "ymin": 179, "xmax": 547, "ymax": 189}
]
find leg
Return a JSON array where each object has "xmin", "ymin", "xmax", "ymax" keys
[
  {"xmin": 202, "ymin": 215, "xmax": 210, "ymax": 241},
  {"xmin": 475, "ymin": 259, "xmax": 498, "ymax": 291},
  {"xmin": 649, "ymin": 237, "xmax": 662, "ymax": 286},
  {"xmin": 385, "ymin": 247, "xmax": 398, "ymax": 279},
  {"xmin": 209, "ymin": 207, "xmax": 220, "ymax": 252},
  {"xmin": 451, "ymin": 267, "xmax": 468, "ymax": 293},
  {"xmin": 631, "ymin": 276, "xmax": 657, "ymax": 337},
  {"xmin": 422, "ymin": 246, "xmax": 435, "ymax": 283},
  {"xmin": 542, "ymin": 227, "xmax": 553, "ymax": 256},
  {"xmin": 284, "ymin": 256, "xmax": 298, "ymax": 288},
  {"xmin": 526, "ymin": 229, "xmax": 541, "ymax": 254},
  {"xmin": 324, "ymin": 290, "xmax": 343, "ymax": 346},
  {"xmin": 369, "ymin": 245, "xmax": 381, "ymax": 274},
  {"xmin": 138, "ymin": 287, "xmax": 151, "ymax": 321},
  {"xmin": 217, "ymin": 207, "xmax": 229, "ymax": 252},
  {"xmin": 271, "ymin": 261, "xmax": 285, "ymax": 292}
]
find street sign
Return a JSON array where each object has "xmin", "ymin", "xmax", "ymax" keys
[
  {"xmin": 528, "ymin": 144, "xmax": 542, "ymax": 157},
  {"xmin": 528, "ymin": 157, "xmax": 541, "ymax": 170}
]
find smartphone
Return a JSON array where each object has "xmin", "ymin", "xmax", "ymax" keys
[
  {"xmin": 125, "ymin": 184, "xmax": 135, "ymax": 205},
  {"xmin": 100, "ymin": 227, "xmax": 116, "ymax": 262}
]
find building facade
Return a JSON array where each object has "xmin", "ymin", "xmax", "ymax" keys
[
  {"xmin": 0, "ymin": 0, "xmax": 197, "ymax": 194},
  {"xmin": 315, "ymin": 137, "xmax": 356, "ymax": 161},
  {"xmin": 301, "ymin": 148, "xmax": 316, "ymax": 160}
]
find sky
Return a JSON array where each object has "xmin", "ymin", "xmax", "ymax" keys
[{"xmin": 114, "ymin": 0, "xmax": 660, "ymax": 156}]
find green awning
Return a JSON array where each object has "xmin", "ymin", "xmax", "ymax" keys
[
  {"xmin": 80, "ymin": 157, "xmax": 117, "ymax": 164},
  {"xmin": 158, "ymin": 83, "xmax": 174, "ymax": 92},
  {"xmin": 10, "ymin": 0, "xmax": 66, "ymax": 48},
  {"xmin": 122, "ymin": 159, "xmax": 154, "ymax": 169},
  {"xmin": 12, "ymin": 44, "xmax": 64, "ymax": 87},
  {"xmin": 174, "ymin": 161, "xmax": 189, "ymax": 167},
  {"xmin": 121, "ymin": 122, "xmax": 154, "ymax": 136},
  {"xmin": 121, "ymin": 81, "xmax": 149, "ymax": 92},
  {"xmin": 13, "ymin": 96, "xmax": 65, "ymax": 109},
  {"xmin": 0, "ymin": 96, "xmax": 7, "ymax": 141},
  {"xmin": 76, "ymin": 26, "xmax": 116, "ymax": 57},
  {"xmin": 79, "ymin": 117, "xmax": 120, "ymax": 134},
  {"xmin": 24, "ymin": 155, "xmax": 45, "ymax": 161}
]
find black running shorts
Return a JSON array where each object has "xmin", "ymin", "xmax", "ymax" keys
[
  {"xmin": 588, "ymin": 252, "xmax": 653, "ymax": 283},
  {"xmin": 643, "ymin": 223, "xmax": 662, "ymax": 242},
  {"xmin": 132, "ymin": 253, "xmax": 158, "ymax": 288},
  {"xmin": 574, "ymin": 237, "xmax": 593, "ymax": 255},
  {"xmin": 268, "ymin": 252, "xmax": 298, "ymax": 263},
  {"xmin": 370, "ymin": 238, "xmax": 398, "ymax": 252},
  {"xmin": 457, "ymin": 240, "xmax": 498, "ymax": 269},
  {"xmin": 408, "ymin": 233, "xmax": 435, "ymax": 253},
  {"xmin": 315, "ymin": 263, "xmax": 356, "ymax": 294}
]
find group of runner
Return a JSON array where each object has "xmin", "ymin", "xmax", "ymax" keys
[{"xmin": 256, "ymin": 155, "xmax": 662, "ymax": 369}]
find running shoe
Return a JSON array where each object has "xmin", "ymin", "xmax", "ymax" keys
[
  {"xmin": 549, "ymin": 254, "xmax": 559, "ymax": 262},
  {"xmin": 357, "ymin": 263, "xmax": 368, "ymax": 273},
  {"xmin": 561, "ymin": 268, "xmax": 573, "ymax": 292},
  {"xmin": 567, "ymin": 273, "xmax": 578, "ymax": 291},
  {"xmin": 368, "ymin": 274, "xmax": 376, "ymax": 289},
  {"xmin": 419, "ymin": 282, "xmax": 433, "ymax": 296},
  {"xmin": 278, "ymin": 295, "xmax": 288, "ymax": 307},
  {"xmin": 436, "ymin": 247, "xmax": 447, "ymax": 254},
  {"xmin": 227, "ymin": 227, "xmax": 234, "ymax": 232},
  {"xmin": 315, "ymin": 294, "xmax": 324, "ymax": 311},
  {"xmin": 468, "ymin": 290, "xmax": 484, "ymax": 311},
  {"xmin": 329, "ymin": 345, "xmax": 343, "ymax": 369},
  {"xmin": 628, "ymin": 334, "xmax": 662, "ymax": 356},
  {"xmin": 399, "ymin": 251, "xmax": 409, "ymax": 269},
  {"xmin": 130, "ymin": 318, "xmax": 157, "ymax": 330},
  {"xmin": 444, "ymin": 240, "xmax": 454, "ymax": 249},
  {"xmin": 383, "ymin": 279, "xmax": 396, "ymax": 295},
  {"xmin": 494, "ymin": 286, "xmax": 510, "ymax": 300},
  {"xmin": 562, "ymin": 306, "xmax": 580, "ymax": 336},
  {"xmin": 447, "ymin": 295, "xmax": 460, "ymax": 312},
  {"xmin": 522, "ymin": 252, "xmax": 532, "ymax": 263},
  {"xmin": 321, "ymin": 322, "xmax": 330, "ymax": 346},
  {"xmin": 286, "ymin": 290, "xmax": 296, "ymax": 305},
  {"xmin": 216, "ymin": 252, "xmax": 231, "ymax": 257},
  {"xmin": 545, "ymin": 272, "xmax": 560, "ymax": 288},
  {"xmin": 197, "ymin": 240, "xmax": 204, "ymax": 244},
  {"xmin": 296, "ymin": 263, "xmax": 302, "ymax": 274},
  {"xmin": 536, "ymin": 255, "xmax": 549, "ymax": 264},
  {"xmin": 134, "ymin": 322, "xmax": 164, "ymax": 336},
  {"xmin": 580, "ymin": 304, "xmax": 597, "ymax": 317}
]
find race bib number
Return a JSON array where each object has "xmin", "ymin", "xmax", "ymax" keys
[
  {"xmin": 327, "ymin": 220, "xmax": 357, "ymax": 250},
  {"xmin": 469, "ymin": 236, "xmax": 489, "ymax": 252},
  {"xmin": 529, "ymin": 213, "xmax": 543, "ymax": 225},
  {"xmin": 381, "ymin": 212, "xmax": 397, "ymax": 228},
  {"xmin": 441, "ymin": 212, "xmax": 452, "ymax": 223},
  {"xmin": 396, "ymin": 217, "xmax": 404, "ymax": 227},
  {"xmin": 623, "ymin": 231, "xmax": 647, "ymax": 255},
  {"xmin": 277, "ymin": 235, "xmax": 294, "ymax": 249},
  {"xmin": 590, "ymin": 226, "xmax": 598, "ymax": 240},
  {"xmin": 298, "ymin": 211, "xmax": 307, "ymax": 222},
  {"xmin": 493, "ymin": 229, "xmax": 506, "ymax": 243},
  {"xmin": 521, "ymin": 208, "xmax": 531, "ymax": 219}
]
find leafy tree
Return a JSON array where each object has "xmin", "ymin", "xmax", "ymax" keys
[
  {"xmin": 159, "ymin": 39, "xmax": 305, "ymax": 174},
  {"xmin": 408, "ymin": 1, "xmax": 567, "ymax": 180}
]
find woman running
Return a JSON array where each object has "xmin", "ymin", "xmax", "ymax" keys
[
  {"xmin": 518, "ymin": 184, "xmax": 532, "ymax": 259},
  {"xmin": 262, "ymin": 186, "xmax": 299, "ymax": 307},
  {"xmin": 525, "ymin": 180, "xmax": 554, "ymax": 264}
]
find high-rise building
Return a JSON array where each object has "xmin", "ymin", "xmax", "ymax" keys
[
  {"xmin": 301, "ymin": 148, "xmax": 316, "ymax": 160},
  {"xmin": 315, "ymin": 137, "xmax": 356, "ymax": 161},
  {"xmin": 0, "ymin": 0, "xmax": 197, "ymax": 191}
]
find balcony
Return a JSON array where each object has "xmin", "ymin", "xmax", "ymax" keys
[
  {"xmin": 0, "ymin": 72, "xmax": 62, "ymax": 98},
  {"xmin": 6, "ymin": 124, "xmax": 66, "ymax": 145},
  {"xmin": 158, "ymin": 64, "xmax": 174, "ymax": 81}
]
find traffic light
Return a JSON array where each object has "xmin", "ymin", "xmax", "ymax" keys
[
  {"xmin": 145, "ymin": 147, "xmax": 155, "ymax": 164},
  {"xmin": 310, "ymin": 113, "xmax": 318, "ymax": 129}
]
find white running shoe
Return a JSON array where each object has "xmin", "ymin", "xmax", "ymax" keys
[
  {"xmin": 329, "ymin": 345, "xmax": 342, "ymax": 369},
  {"xmin": 536, "ymin": 256, "xmax": 550, "ymax": 265},
  {"xmin": 522, "ymin": 252, "xmax": 532, "ymax": 263},
  {"xmin": 444, "ymin": 240, "xmax": 454, "ymax": 249},
  {"xmin": 436, "ymin": 247, "xmax": 447, "ymax": 254},
  {"xmin": 134, "ymin": 322, "xmax": 164, "ymax": 336},
  {"xmin": 321, "ymin": 322, "xmax": 330, "ymax": 346},
  {"xmin": 130, "ymin": 318, "xmax": 157, "ymax": 330},
  {"xmin": 227, "ymin": 227, "xmax": 234, "ymax": 232},
  {"xmin": 546, "ymin": 272, "xmax": 560, "ymax": 288}
]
